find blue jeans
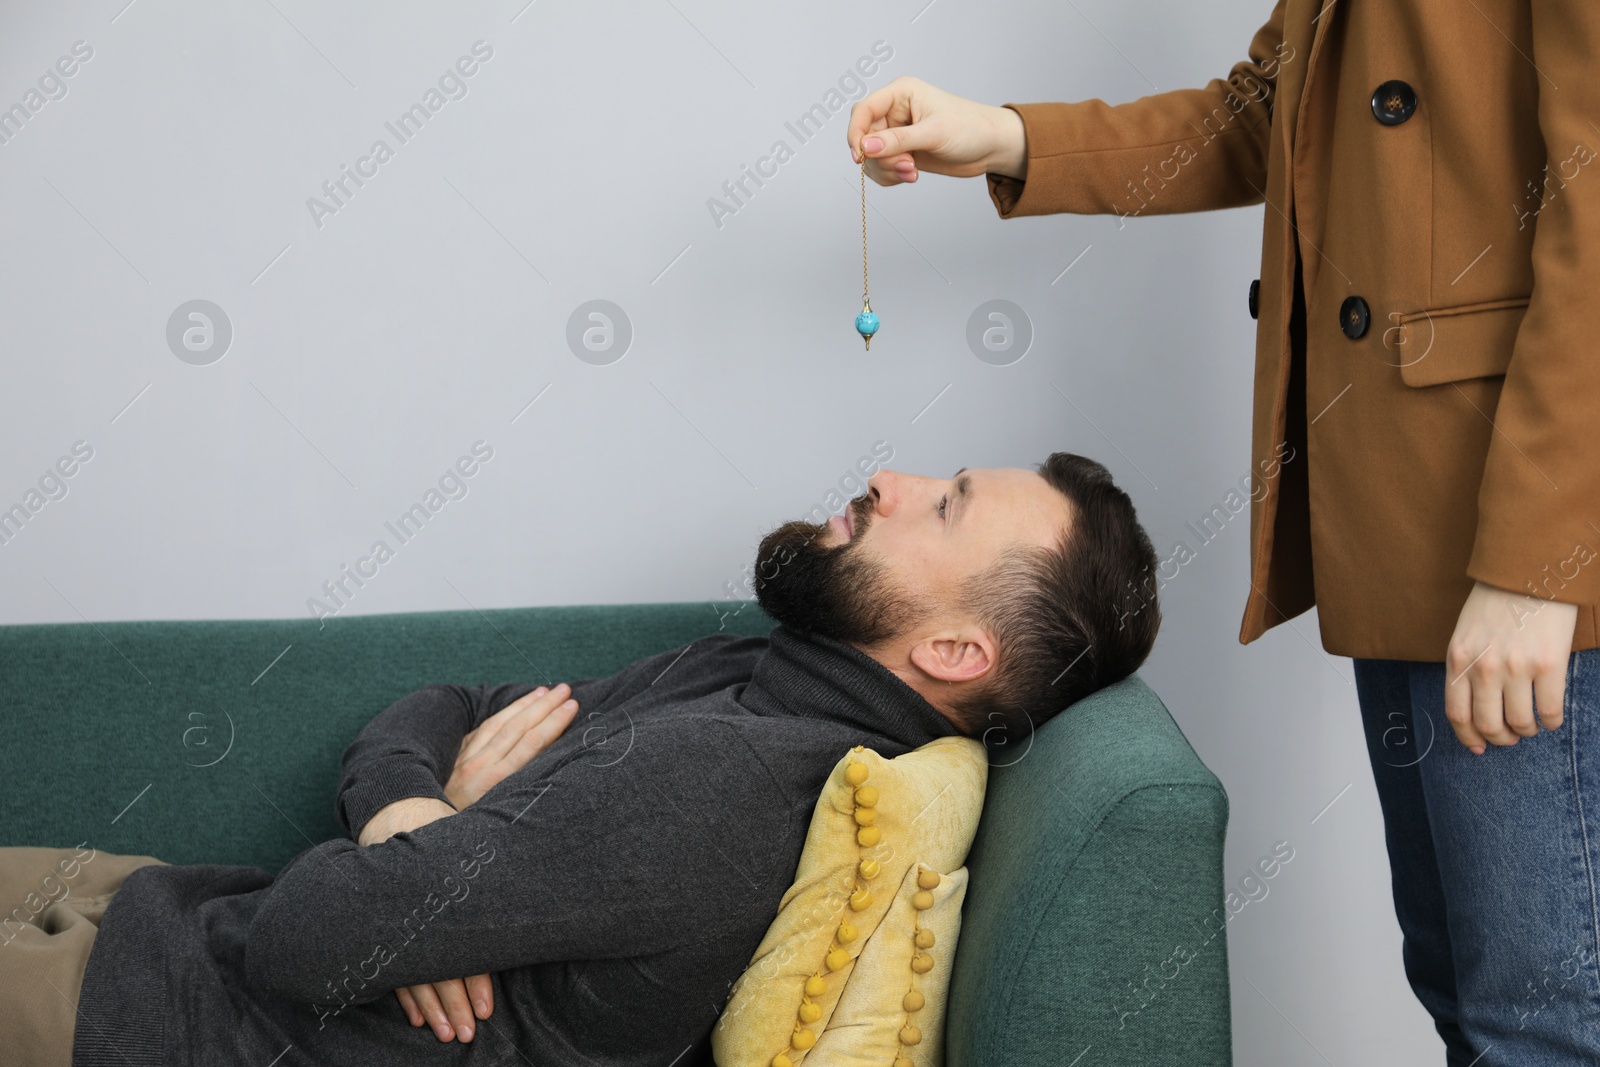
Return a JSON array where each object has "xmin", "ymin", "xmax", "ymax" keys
[{"xmin": 1355, "ymin": 650, "xmax": 1600, "ymax": 1065}]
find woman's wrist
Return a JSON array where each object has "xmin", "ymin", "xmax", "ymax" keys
[{"xmin": 984, "ymin": 105, "xmax": 1028, "ymax": 181}]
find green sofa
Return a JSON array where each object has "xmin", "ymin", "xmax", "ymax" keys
[{"xmin": 0, "ymin": 602, "xmax": 1232, "ymax": 1065}]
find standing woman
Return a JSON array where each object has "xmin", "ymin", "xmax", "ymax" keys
[{"xmin": 848, "ymin": 3, "xmax": 1600, "ymax": 1063}]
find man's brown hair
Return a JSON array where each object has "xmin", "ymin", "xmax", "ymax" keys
[{"xmin": 946, "ymin": 453, "xmax": 1160, "ymax": 749}]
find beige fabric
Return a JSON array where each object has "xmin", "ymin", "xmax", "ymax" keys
[{"xmin": 0, "ymin": 845, "xmax": 168, "ymax": 1067}]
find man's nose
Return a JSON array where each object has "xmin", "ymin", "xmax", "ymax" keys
[{"xmin": 866, "ymin": 469, "xmax": 923, "ymax": 517}]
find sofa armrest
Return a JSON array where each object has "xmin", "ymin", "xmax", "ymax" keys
[
  {"xmin": 949, "ymin": 769, "xmax": 1232, "ymax": 1067},
  {"xmin": 1042, "ymin": 782, "xmax": 1232, "ymax": 1065}
]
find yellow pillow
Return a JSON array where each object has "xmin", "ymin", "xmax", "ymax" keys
[{"xmin": 712, "ymin": 735, "xmax": 987, "ymax": 1067}]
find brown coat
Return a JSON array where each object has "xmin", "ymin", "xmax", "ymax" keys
[{"xmin": 985, "ymin": 0, "xmax": 1600, "ymax": 661}]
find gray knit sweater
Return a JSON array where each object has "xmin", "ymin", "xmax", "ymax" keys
[{"xmin": 70, "ymin": 624, "xmax": 961, "ymax": 1066}]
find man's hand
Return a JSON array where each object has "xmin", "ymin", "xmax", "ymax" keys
[
  {"xmin": 396, "ymin": 972, "xmax": 494, "ymax": 1043},
  {"xmin": 444, "ymin": 683, "xmax": 580, "ymax": 810},
  {"xmin": 377, "ymin": 682, "xmax": 580, "ymax": 1042},
  {"xmin": 1445, "ymin": 580, "xmax": 1577, "ymax": 753},
  {"xmin": 847, "ymin": 75, "xmax": 1028, "ymax": 185},
  {"xmin": 357, "ymin": 796, "xmax": 490, "ymax": 1043}
]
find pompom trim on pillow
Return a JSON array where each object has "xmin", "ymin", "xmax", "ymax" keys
[
  {"xmin": 765, "ymin": 747, "xmax": 941, "ymax": 1067},
  {"xmin": 712, "ymin": 735, "xmax": 985, "ymax": 1067}
]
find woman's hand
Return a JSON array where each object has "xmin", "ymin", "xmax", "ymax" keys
[
  {"xmin": 443, "ymin": 683, "xmax": 580, "ymax": 810},
  {"xmin": 1445, "ymin": 581, "xmax": 1577, "ymax": 752},
  {"xmin": 847, "ymin": 75, "xmax": 1028, "ymax": 185}
]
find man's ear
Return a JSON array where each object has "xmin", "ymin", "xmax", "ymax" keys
[{"xmin": 908, "ymin": 626, "xmax": 996, "ymax": 685}]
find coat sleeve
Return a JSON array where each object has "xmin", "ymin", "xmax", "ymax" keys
[
  {"xmin": 1465, "ymin": 2, "xmax": 1600, "ymax": 608},
  {"xmin": 249, "ymin": 719, "xmax": 783, "ymax": 1007},
  {"xmin": 333, "ymin": 637, "xmax": 740, "ymax": 840},
  {"xmin": 985, "ymin": 1, "xmax": 1287, "ymax": 220}
]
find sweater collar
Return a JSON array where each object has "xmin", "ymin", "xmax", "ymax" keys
[{"xmin": 744, "ymin": 624, "xmax": 963, "ymax": 747}]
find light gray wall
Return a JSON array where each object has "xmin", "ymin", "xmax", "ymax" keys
[{"xmin": 0, "ymin": 1, "xmax": 1435, "ymax": 1062}]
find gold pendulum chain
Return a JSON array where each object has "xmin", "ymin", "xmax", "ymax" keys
[
  {"xmin": 855, "ymin": 159, "xmax": 878, "ymax": 351},
  {"xmin": 861, "ymin": 161, "xmax": 870, "ymax": 301}
]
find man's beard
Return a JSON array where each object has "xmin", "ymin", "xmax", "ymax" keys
[{"xmin": 752, "ymin": 495, "xmax": 932, "ymax": 648}]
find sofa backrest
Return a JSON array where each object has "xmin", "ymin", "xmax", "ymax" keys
[{"xmin": 0, "ymin": 602, "xmax": 772, "ymax": 869}]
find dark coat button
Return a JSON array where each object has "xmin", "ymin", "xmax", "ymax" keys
[
  {"xmin": 1340, "ymin": 296, "xmax": 1371, "ymax": 339},
  {"xmin": 1249, "ymin": 279, "xmax": 1260, "ymax": 319},
  {"xmin": 1371, "ymin": 80, "xmax": 1417, "ymax": 125}
]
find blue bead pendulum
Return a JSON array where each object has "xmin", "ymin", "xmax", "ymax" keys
[
  {"xmin": 854, "ymin": 159, "xmax": 878, "ymax": 351},
  {"xmin": 856, "ymin": 298, "xmax": 879, "ymax": 350}
]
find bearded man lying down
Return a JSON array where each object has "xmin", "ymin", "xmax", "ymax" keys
[{"xmin": 0, "ymin": 452, "xmax": 1159, "ymax": 1067}]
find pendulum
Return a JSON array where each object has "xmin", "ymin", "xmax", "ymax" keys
[
  {"xmin": 854, "ymin": 161, "xmax": 879, "ymax": 350},
  {"xmin": 855, "ymin": 160, "xmax": 879, "ymax": 350}
]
